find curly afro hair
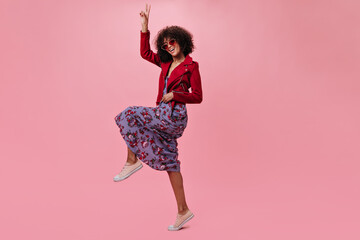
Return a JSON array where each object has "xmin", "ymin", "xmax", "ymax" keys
[{"xmin": 153, "ymin": 25, "xmax": 195, "ymax": 63}]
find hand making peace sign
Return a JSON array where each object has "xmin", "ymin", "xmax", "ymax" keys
[{"xmin": 139, "ymin": 3, "xmax": 151, "ymax": 26}]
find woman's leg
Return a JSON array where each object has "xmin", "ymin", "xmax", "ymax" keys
[
  {"xmin": 116, "ymin": 105, "xmax": 160, "ymax": 167},
  {"xmin": 126, "ymin": 147, "xmax": 137, "ymax": 165},
  {"xmin": 167, "ymin": 171, "xmax": 190, "ymax": 215}
]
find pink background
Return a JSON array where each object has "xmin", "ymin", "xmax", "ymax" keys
[{"xmin": 1, "ymin": 0, "xmax": 360, "ymax": 239}]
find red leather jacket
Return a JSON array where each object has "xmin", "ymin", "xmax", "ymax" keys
[{"xmin": 140, "ymin": 30, "xmax": 203, "ymax": 111}]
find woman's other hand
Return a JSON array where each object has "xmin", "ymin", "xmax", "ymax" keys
[
  {"xmin": 160, "ymin": 92, "xmax": 174, "ymax": 103},
  {"xmin": 140, "ymin": 3, "xmax": 151, "ymax": 28}
]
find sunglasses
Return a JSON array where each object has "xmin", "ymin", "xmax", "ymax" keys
[{"xmin": 161, "ymin": 39, "xmax": 176, "ymax": 50}]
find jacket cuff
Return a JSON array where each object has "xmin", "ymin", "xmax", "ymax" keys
[
  {"xmin": 140, "ymin": 30, "xmax": 150, "ymax": 35},
  {"xmin": 172, "ymin": 91, "xmax": 185, "ymax": 103},
  {"xmin": 172, "ymin": 91, "xmax": 178, "ymax": 102}
]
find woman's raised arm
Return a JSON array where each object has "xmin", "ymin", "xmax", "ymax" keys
[{"xmin": 139, "ymin": 4, "xmax": 161, "ymax": 67}]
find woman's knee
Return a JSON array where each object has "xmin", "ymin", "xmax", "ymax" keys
[{"xmin": 114, "ymin": 107, "xmax": 132, "ymax": 127}]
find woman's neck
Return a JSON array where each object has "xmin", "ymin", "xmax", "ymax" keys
[{"xmin": 172, "ymin": 53, "xmax": 185, "ymax": 64}]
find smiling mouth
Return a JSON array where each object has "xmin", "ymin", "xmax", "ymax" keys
[{"xmin": 169, "ymin": 48, "xmax": 175, "ymax": 53}]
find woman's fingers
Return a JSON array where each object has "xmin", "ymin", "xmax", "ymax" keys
[
  {"xmin": 145, "ymin": 3, "xmax": 150, "ymax": 17},
  {"xmin": 161, "ymin": 92, "xmax": 174, "ymax": 103}
]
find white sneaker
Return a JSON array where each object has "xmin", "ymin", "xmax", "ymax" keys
[
  {"xmin": 168, "ymin": 209, "xmax": 194, "ymax": 231},
  {"xmin": 113, "ymin": 159, "xmax": 143, "ymax": 182}
]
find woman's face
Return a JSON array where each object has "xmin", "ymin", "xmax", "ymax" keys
[{"xmin": 163, "ymin": 37, "xmax": 182, "ymax": 57}]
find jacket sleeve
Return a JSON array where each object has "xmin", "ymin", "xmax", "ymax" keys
[
  {"xmin": 172, "ymin": 62, "xmax": 203, "ymax": 104},
  {"xmin": 140, "ymin": 30, "xmax": 161, "ymax": 67}
]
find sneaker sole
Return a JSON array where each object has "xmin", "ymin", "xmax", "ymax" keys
[
  {"xmin": 113, "ymin": 163, "xmax": 143, "ymax": 182},
  {"xmin": 167, "ymin": 213, "xmax": 194, "ymax": 231}
]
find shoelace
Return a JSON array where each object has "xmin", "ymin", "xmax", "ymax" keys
[
  {"xmin": 116, "ymin": 164, "xmax": 131, "ymax": 176},
  {"xmin": 173, "ymin": 212, "xmax": 189, "ymax": 226}
]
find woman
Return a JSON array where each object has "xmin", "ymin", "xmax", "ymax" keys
[{"xmin": 113, "ymin": 3, "xmax": 203, "ymax": 231}]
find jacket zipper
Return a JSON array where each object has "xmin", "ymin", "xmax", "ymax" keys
[
  {"xmin": 165, "ymin": 65, "xmax": 187, "ymax": 91},
  {"xmin": 181, "ymin": 82, "xmax": 186, "ymax": 91},
  {"xmin": 171, "ymin": 81, "xmax": 188, "ymax": 94},
  {"xmin": 167, "ymin": 73, "xmax": 186, "ymax": 92}
]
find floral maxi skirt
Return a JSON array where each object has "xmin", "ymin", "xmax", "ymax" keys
[{"xmin": 114, "ymin": 101, "xmax": 188, "ymax": 172}]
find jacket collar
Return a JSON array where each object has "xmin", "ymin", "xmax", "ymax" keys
[
  {"xmin": 180, "ymin": 54, "xmax": 193, "ymax": 66},
  {"xmin": 162, "ymin": 54, "xmax": 193, "ymax": 84}
]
